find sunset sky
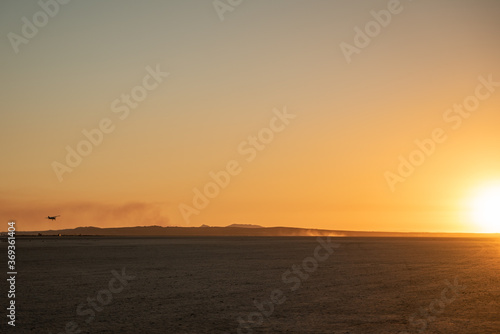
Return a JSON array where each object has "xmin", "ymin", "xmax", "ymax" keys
[{"xmin": 1, "ymin": 0, "xmax": 500, "ymax": 232}]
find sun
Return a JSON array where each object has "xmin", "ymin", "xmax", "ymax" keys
[{"xmin": 470, "ymin": 184, "xmax": 500, "ymax": 233}]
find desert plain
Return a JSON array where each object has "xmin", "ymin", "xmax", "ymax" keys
[{"xmin": 1, "ymin": 236, "xmax": 499, "ymax": 333}]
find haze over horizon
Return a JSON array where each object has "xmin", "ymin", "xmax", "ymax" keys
[{"xmin": 2, "ymin": 0, "xmax": 500, "ymax": 233}]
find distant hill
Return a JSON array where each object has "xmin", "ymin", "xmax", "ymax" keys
[
  {"xmin": 225, "ymin": 224, "xmax": 263, "ymax": 228},
  {"xmin": 13, "ymin": 225, "xmax": 497, "ymax": 238}
]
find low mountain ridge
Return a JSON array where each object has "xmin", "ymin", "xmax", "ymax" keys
[{"xmin": 13, "ymin": 225, "xmax": 494, "ymax": 238}]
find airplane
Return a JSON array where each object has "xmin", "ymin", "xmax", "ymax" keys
[{"xmin": 46, "ymin": 215, "xmax": 60, "ymax": 221}]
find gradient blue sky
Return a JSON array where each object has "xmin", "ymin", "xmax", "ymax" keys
[{"xmin": 1, "ymin": 0, "xmax": 500, "ymax": 232}]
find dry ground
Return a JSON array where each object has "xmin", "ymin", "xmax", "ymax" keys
[{"xmin": 1, "ymin": 236, "xmax": 499, "ymax": 333}]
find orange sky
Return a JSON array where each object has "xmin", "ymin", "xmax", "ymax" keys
[{"xmin": 1, "ymin": 0, "xmax": 500, "ymax": 232}]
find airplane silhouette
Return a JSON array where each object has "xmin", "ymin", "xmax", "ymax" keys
[{"xmin": 46, "ymin": 215, "xmax": 60, "ymax": 221}]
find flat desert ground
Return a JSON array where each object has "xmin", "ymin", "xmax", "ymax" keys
[{"xmin": 2, "ymin": 237, "xmax": 500, "ymax": 333}]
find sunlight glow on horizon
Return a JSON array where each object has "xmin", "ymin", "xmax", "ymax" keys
[{"xmin": 469, "ymin": 183, "xmax": 500, "ymax": 233}]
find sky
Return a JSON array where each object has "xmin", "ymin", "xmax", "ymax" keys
[{"xmin": 1, "ymin": 0, "xmax": 500, "ymax": 233}]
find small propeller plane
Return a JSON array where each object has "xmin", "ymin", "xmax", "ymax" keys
[{"xmin": 46, "ymin": 215, "xmax": 60, "ymax": 221}]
